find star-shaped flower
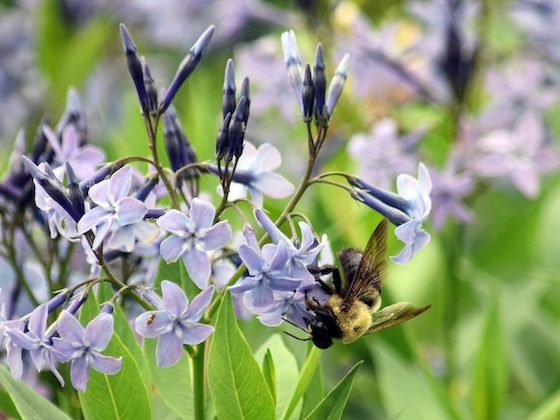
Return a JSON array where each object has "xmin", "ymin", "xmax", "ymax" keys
[
  {"xmin": 135, "ymin": 281, "xmax": 214, "ymax": 368},
  {"xmin": 157, "ymin": 198, "xmax": 232, "ymax": 289},
  {"xmin": 53, "ymin": 311, "xmax": 122, "ymax": 392},
  {"xmin": 78, "ymin": 166, "xmax": 154, "ymax": 250}
]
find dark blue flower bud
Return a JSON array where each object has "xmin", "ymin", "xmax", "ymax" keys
[
  {"xmin": 57, "ymin": 88, "xmax": 88, "ymax": 146},
  {"xmin": 79, "ymin": 163, "xmax": 121, "ymax": 194},
  {"xmin": 101, "ymin": 302, "xmax": 114, "ymax": 314},
  {"xmin": 145, "ymin": 208, "xmax": 166, "ymax": 219},
  {"xmin": 163, "ymin": 106, "xmax": 198, "ymax": 172},
  {"xmin": 216, "ymin": 112, "xmax": 232, "ymax": 162},
  {"xmin": 135, "ymin": 176, "xmax": 158, "ymax": 202},
  {"xmin": 142, "ymin": 57, "xmax": 159, "ymax": 115},
  {"xmin": 351, "ymin": 190, "xmax": 409, "ymax": 226},
  {"xmin": 30, "ymin": 119, "xmax": 51, "ymax": 163},
  {"xmin": 240, "ymin": 77, "xmax": 250, "ymax": 123},
  {"xmin": 159, "ymin": 25, "xmax": 215, "ymax": 113},
  {"xmin": 228, "ymin": 96, "xmax": 249, "ymax": 159},
  {"xmin": 66, "ymin": 290, "xmax": 88, "ymax": 315},
  {"xmin": 119, "ymin": 23, "xmax": 148, "ymax": 113},
  {"xmin": 348, "ymin": 176, "xmax": 410, "ymax": 214},
  {"xmin": 302, "ymin": 64, "xmax": 314, "ymax": 123},
  {"xmin": 66, "ymin": 163, "xmax": 85, "ymax": 220},
  {"xmin": 46, "ymin": 291, "xmax": 70, "ymax": 313},
  {"xmin": 222, "ymin": 59, "xmax": 236, "ymax": 119},
  {"xmin": 313, "ymin": 43, "xmax": 326, "ymax": 123}
]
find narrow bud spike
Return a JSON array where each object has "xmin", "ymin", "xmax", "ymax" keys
[
  {"xmin": 142, "ymin": 57, "xmax": 159, "ymax": 115},
  {"xmin": 352, "ymin": 190, "xmax": 410, "ymax": 226},
  {"xmin": 239, "ymin": 78, "xmax": 250, "ymax": 124},
  {"xmin": 302, "ymin": 64, "xmax": 314, "ymax": 122},
  {"xmin": 119, "ymin": 23, "xmax": 148, "ymax": 113},
  {"xmin": 281, "ymin": 30, "xmax": 304, "ymax": 111},
  {"xmin": 227, "ymin": 96, "xmax": 249, "ymax": 159},
  {"xmin": 216, "ymin": 113, "xmax": 232, "ymax": 161},
  {"xmin": 313, "ymin": 43, "xmax": 327, "ymax": 123},
  {"xmin": 326, "ymin": 54, "xmax": 350, "ymax": 117},
  {"xmin": 66, "ymin": 163, "xmax": 85, "ymax": 220},
  {"xmin": 222, "ymin": 59, "xmax": 237, "ymax": 119},
  {"xmin": 159, "ymin": 25, "xmax": 215, "ymax": 113}
]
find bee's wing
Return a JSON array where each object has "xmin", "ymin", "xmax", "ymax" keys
[
  {"xmin": 341, "ymin": 218, "xmax": 388, "ymax": 308},
  {"xmin": 365, "ymin": 302, "xmax": 430, "ymax": 334}
]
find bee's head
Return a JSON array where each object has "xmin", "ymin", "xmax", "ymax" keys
[{"xmin": 309, "ymin": 318, "xmax": 334, "ymax": 349}]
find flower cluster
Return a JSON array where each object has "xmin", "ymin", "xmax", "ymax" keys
[{"xmin": 0, "ymin": 19, "xmax": 433, "ymax": 395}]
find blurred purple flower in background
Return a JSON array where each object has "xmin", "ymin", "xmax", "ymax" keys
[
  {"xmin": 53, "ymin": 311, "xmax": 121, "ymax": 391},
  {"xmin": 348, "ymin": 118, "xmax": 418, "ymax": 189},
  {"xmin": 157, "ymin": 198, "xmax": 232, "ymax": 289},
  {"xmin": 135, "ymin": 281, "xmax": 214, "ymax": 367},
  {"xmin": 227, "ymin": 142, "xmax": 294, "ymax": 205},
  {"xmin": 471, "ymin": 111, "xmax": 560, "ymax": 198}
]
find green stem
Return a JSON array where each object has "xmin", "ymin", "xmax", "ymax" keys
[{"xmin": 192, "ymin": 343, "xmax": 206, "ymax": 420}]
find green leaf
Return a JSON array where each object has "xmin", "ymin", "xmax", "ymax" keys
[
  {"xmin": 97, "ymin": 284, "xmax": 151, "ymax": 390},
  {"xmin": 78, "ymin": 294, "xmax": 152, "ymax": 420},
  {"xmin": 471, "ymin": 295, "xmax": 507, "ymax": 420},
  {"xmin": 256, "ymin": 335, "xmax": 300, "ymax": 418},
  {"xmin": 374, "ymin": 344, "xmax": 450, "ymax": 420},
  {"xmin": 301, "ymin": 363, "xmax": 324, "ymax": 419},
  {"xmin": 528, "ymin": 387, "xmax": 560, "ymax": 420},
  {"xmin": 304, "ymin": 361, "xmax": 363, "ymax": 420},
  {"xmin": 144, "ymin": 338, "xmax": 194, "ymax": 420},
  {"xmin": 154, "ymin": 260, "xmax": 197, "ymax": 299},
  {"xmin": 0, "ymin": 364, "xmax": 71, "ymax": 420},
  {"xmin": 262, "ymin": 350, "xmax": 276, "ymax": 405},
  {"xmin": 0, "ymin": 387, "xmax": 19, "ymax": 419},
  {"xmin": 282, "ymin": 346, "xmax": 322, "ymax": 420},
  {"xmin": 208, "ymin": 294, "xmax": 275, "ymax": 420}
]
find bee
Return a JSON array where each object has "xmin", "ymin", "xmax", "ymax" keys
[{"xmin": 301, "ymin": 218, "xmax": 430, "ymax": 349}]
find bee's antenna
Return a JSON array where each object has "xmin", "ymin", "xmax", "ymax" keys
[
  {"xmin": 283, "ymin": 331, "xmax": 311, "ymax": 342},
  {"xmin": 282, "ymin": 316, "xmax": 307, "ymax": 332}
]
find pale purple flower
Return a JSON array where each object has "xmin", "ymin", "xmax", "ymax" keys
[
  {"xmin": 254, "ymin": 208, "xmax": 322, "ymax": 286},
  {"xmin": 229, "ymin": 241, "xmax": 301, "ymax": 310},
  {"xmin": 43, "ymin": 125, "xmax": 105, "ymax": 180},
  {"xmin": 471, "ymin": 111, "xmax": 560, "ymax": 198},
  {"xmin": 429, "ymin": 162, "xmax": 475, "ymax": 229},
  {"xmin": 353, "ymin": 163, "xmax": 432, "ymax": 264},
  {"xmin": 348, "ymin": 118, "xmax": 418, "ymax": 189},
  {"xmin": 4, "ymin": 304, "xmax": 64, "ymax": 385},
  {"xmin": 77, "ymin": 166, "xmax": 155, "ymax": 251},
  {"xmin": 135, "ymin": 281, "xmax": 214, "ymax": 368},
  {"xmin": 212, "ymin": 258, "xmax": 252, "ymax": 320},
  {"xmin": 52, "ymin": 311, "xmax": 121, "ymax": 392},
  {"xmin": 157, "ymin": 198, "xmax": 232, "ymax": 289},
  {"xmin": 228, "ymin": 142, "xmax": 294, "ymax": 205},
  {"xmin": 256, "ymin": 290, "xmax": 310, "ymax": 329}
]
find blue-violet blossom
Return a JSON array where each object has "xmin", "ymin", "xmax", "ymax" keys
[
  {"xmin": 135, "ymin": 281, "xmax": 214, "ymax": 367},
  {"xmin": 157, "ymin": 198, "xmax": 232, "ymax": 289},
  {"xmin": 53, "ymin": 311, "xmax": 122, "ymax": 392}
]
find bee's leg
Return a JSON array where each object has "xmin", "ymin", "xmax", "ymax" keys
[
  {"xmin": 332, "ymin": 267, "xmax": 342, "ymax": 294},
  {"xmin": 316, "ymin": 278, "xmax": 334, "ymax": 295}
]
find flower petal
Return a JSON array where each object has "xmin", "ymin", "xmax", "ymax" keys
[
  {"xmin": 255, "ymin": 208, "xmax": 289, "ymax": 244},
  {"xmin": 135, "ymin": 310, "xmax": 173, "ymax": 338},
  {"xmin": 228, "ymin": 276, "xmax": 258, "ymax": 293},
  {"xmin": 252, "ymin": 143, "xmax": 282, "ymax": 172},
  {"xmin": 184, "ymin": 286, "xmax": 214, "ymax": 322},
  {"xmin": 156, "ymin": 330, "xmax": 184, "ymax": 367},
  {"xmin": 70, "ymin": 355, "xmax": 90, "ymax": 392},
  {"xmin": 91, "ymin": 353, "xmax": 122, "ymax": 375},
  {"xmin": 252, "ymin": 173, "xmax": 294, "ymax": 199},
  {"xmin": 109, "ymin": 166, "xmax": 133, "ymax": 202},
  {"xmin": 238, "ymin": 244, "xmax": 266, "ymax": 274},
  {"xmin": 28, "ymin": 304, "xmax": 48, "ymax": 338},
  {"xmin": 116, "ymin": 197, "xmax": 147, "ymax": 226},
  {"xmin": 162, "ymin": 280, "xmax": 189, "ymax": 317},
  {"xmin": 56, "ymin": 311, "xmax": 85, "ymax": 346},
  {"xmin": 77, "ymin": 207, "xmax": 111, "ymax": 234},
  {"xmin": 190, "ymin": 198, "xmax": 216, "ymax": 230},
  {"xmin": 107, "ymin": 226, "xmax": 136, "ymax": 252},
  {"xmin": 85, "ymin": 313, "xmax": 114, "ymax": 351},
  {"xmin": 180, "ymin": 323, "xmax": 214, "ymax": 345},
  {"xmin": 199, "ymin": 221, "xmax": 232, "ymax": 250},
  {"xmin": 183, "ymin": 247, "xmax": 211, "ymax": 289},
  {"xmin": 88, "ymin": 179, "xmax": 112, "ymax": 207},
  {"xmin": 246, "ymin": 286, "xmax": 274, "ymax": 308},
  {"xmin": 157, "ymin": 210, "xmax": 190, "ymax": 236},
  {"xmin": 92, "ymin": 220, "xmax": 113, "ymax": 250},
  {"xmin": 160, "ymin": 234, "xmax": 187, "ymax": 262}
]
